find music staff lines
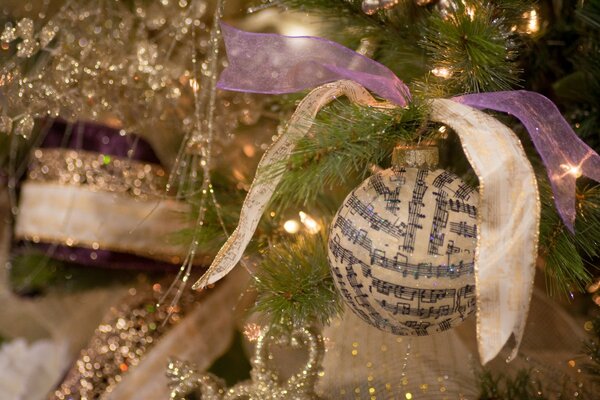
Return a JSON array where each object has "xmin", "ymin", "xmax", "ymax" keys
[
  {"xmin": 449, "ymin": 221, "xmax": 477, "ymax": 238},
  {"xmin": 448, "ymin": 198, "xmax": 477, "ymax": 219},
  {"xmin": 332, "ymin": 225, "xmax": 474, "ymax": 279},
  {"xmin": 369, "ymin": 174, "xmax": 402, "ymax": 214},
  {"xmin": 402, "ymin": 169, "xmax": 428, "ymax": 253},
  {"xmin": 345, "ymin": 193, "xmax": 407, "ymax": 240},
  {"xmin": 428, "ymin": 190, "xmax": 448, "ymax": 255}
]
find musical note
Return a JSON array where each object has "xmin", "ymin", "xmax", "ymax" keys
[
  {"xmin": 432, "ymin": 170, "xmax": 455, "ymax": 190},
  {"xmin": 454, "ymin": 182, "xmax": 476, "ymax": 200},
  {"xmin": 390, "ymin": 165, "xmax": 407, "ymax": 185},
  {"xmin": 345, "ymin": 193, "xmax": 407, "ymax": 239},
  {"xmin": 368, "ymin": 174, "xmax": 402, "ymax": 214}
]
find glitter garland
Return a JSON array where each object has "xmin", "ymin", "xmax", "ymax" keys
[
  {"xmin": 52, "ymin": 280, "xmax": 203, "ymax": 400},
  {"xmin": 166, "ymin": 326, "xmax": 325, "ymax": 400}
]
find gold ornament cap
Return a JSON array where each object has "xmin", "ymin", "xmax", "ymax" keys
[{"xmin": 392, "ymin": 144, "xmax": 439, "ymax": 169}]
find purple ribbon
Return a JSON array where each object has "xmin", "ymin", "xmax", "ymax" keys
[
  {"xmin": 453, "ymin": 91, "xmax": 600, "ymax": 232},
  {"xmin": 217, "ymin": 24, "xmax": 410, "ymax": 107},
  {"xmin": 217, "ymin": 26, "xmax": 600, "ymax": 232}
]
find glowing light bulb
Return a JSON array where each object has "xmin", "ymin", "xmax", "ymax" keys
[
  {"xmin": 524, "ymin": 9, "xmax": 539, "ymax": 34},
  {"xmin": 560, "ymin": 163, "xmax": 582, "ymax": 178},
  {"xmin": 189, "ymin": 77, "xmax": 199, "ymax": 92},
  {"xmin": 283, "ymin": 219, "xmax": 301, "ymax": 234},
  {"xmin": 431, "ymin": 67, "xmax": 452, "ymax": 79},
  {"xmin": 299, "ymin": 211, "xmax": 321, "ymax": 234}
]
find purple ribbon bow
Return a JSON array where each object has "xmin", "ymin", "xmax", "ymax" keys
[{"xmin": 217, "ymin": 24, "xmax": 600, "ymax": 232}]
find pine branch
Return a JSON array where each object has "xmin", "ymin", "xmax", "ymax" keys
[
  {"xmin": 538, "ymin": 179, "xmax": 599, "ymax": 297},
  {"xmin": 478, "ymin": 369, "xmax": 548, "ymax": 400},
  {"xmin": 9, "ymin": 251, "xmax": 139, "ymax": 295},
  {"xmin": 268, "ymin": 99, "xmax": 429, "ymax": 211},
  {"xmin": 252, "ymin": 233, "xmax": 342, "ymax": 328},
  {"xmin": 421, "ymin": 0, "xmax": 521, "ymax": 94}
]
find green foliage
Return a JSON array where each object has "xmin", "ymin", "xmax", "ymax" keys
[
  {"xmin": 279, "ymin": 0, "xmax": 527, "ymax": 94},
  {"xmin": 269, "ymin": 99, "xmax": 428, "ymax": 211},
  {"xmin": 9, "ymin": 251, "xmax": 139, "ymax": 295},
  {"xmin": 207, "ymin": 330, "xmax": 252, "ymax": 386},
  {"xmin": 252, "ymin": 233, "xmax": 342, "ymax": 328},
  {"xmin": 538, "ymin": 180, "xmax": 599, "ymax": 297},
  {"xmin": 477, "ymin": 369, "xmax": 548, "ymax": 400},
  {"xmin": 421, "ymin": 1, "xmax": 521, "ymax": 94}
]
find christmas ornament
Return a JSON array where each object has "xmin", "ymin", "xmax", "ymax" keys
[
  {"xmin": 328, "ymin": 146, "xmax": 477, "ymax": 336},
  {"xmin": 199, "ymin": 25, "xmax": 600, "ymax": 364},
  {"xmin": 167, "ymin": 326, "xmax": 325, "ymax": 400}
]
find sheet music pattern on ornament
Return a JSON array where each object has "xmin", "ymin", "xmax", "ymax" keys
[{"xmin": 328, "ymin": 167, "xmax": 478, "ymax": 336}]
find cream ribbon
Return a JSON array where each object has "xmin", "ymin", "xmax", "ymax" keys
[
  {"xmin": 429, "ymin": 99, "xmax": 540, "ymax": 364},
  {"xmin": 191, "ymin": 80, "xmax": 394, "ymax": 289},
  {"xmin": 192, "ymin": 81, "xmax": 540, "ymax": 365},
  {"xmin": 15, "ymin": 181, "xmax": 193, "ymax": 262}
]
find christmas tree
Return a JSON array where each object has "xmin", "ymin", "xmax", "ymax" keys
[{"xmin": 1, "ymin": 0, "xmax": 600, "ymax": 399}]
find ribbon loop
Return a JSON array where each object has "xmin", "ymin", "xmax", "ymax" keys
[
  {"xmin": 217, "ymin": 24, "xmax": 410, "ymax": 107},
  {"xmin": 192, "ymin": 81, "xmax": 394, "ymax": 289}
]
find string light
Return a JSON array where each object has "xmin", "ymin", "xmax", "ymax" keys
[
  {"xmin": 431, "ymin": 67, "xmax": 452, "ymax": 79},
  {"xmin": 560, "ymin": 163, "xmax": 583, "ymax": 178},
  {"xmin": 299, "ymin": 211, "xmax": 321, "ymax": 234},
  {"xmin": 523, "ymin": 9, "xmax": 540, "ymax": 34},
  {"xmin": 188, "ymin": 78, "xmax": 199, "ymax": 92},
  {"xmin": 283, "ymin": 219, "xmax": 301, "ymax": 234},
  {"xmin": 465, "ymin": 6, "xmax": 475, "ymax": 20}
]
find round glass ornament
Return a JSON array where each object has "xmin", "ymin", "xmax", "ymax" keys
[{"xmin": 328, "ymin": 166, "xmax": 478, "ymax": 336}]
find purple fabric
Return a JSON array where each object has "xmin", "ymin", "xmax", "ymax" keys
[
  {"xmin": 453, "ymin": 91, "xmax": 600, "ymax": 232},
  {"xmin": 217, "ymin": 24, "xmax": 411, "ymax": 107},
  {"xmin": 41, "ymin": 119, "xmax": 161, "ymax": 164},
  {"xmin": 16, "ymin": 242, "xmax": 191, "ymax": 271}
]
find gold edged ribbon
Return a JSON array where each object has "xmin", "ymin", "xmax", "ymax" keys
[
  {"xmin": 429, "ymin": 99, "xmax": 540, "ymax": 364},
  {"xmin": 191, "ymin": 80, "xmax": 394, "ymax": 289},
  {"xmin": 192, "ymin": 81, "xmax": 541, "ymax": 365},
  {"xmin": 15, "ymin": 181, "xmax": 193, "ymax": 263}
]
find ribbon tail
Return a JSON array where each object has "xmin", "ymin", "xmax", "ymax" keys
[
  {"xmin": 454, "ymin": 90, "xmax": 600, "ymax": 233},
  {"xmin": 192, "ymin": 80, "xmax": 395, "ymax": 289},
  {"xmin": 430, "ymin": 98, "xmax": 540, "ymax": 365}
]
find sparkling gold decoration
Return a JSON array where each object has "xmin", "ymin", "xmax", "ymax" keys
[
  {"xmin": 0, "ymin": 115, "xmax": 12, "ymax": 133},
  {"xmin": 14, "ymin": 115, "xmax": 34, "ymax": 138},
  {"xmin": 52, "ymin": 281, "xmax": 202, "ymax": 400},
  {"xmin": 0, "ymin": 0, "xmax": 263, "ymax": 163},
  {"xmin": 392, "ymin": 145, "xmax": 439, "ymax": 169},
  {"xmin": 28, "ymin": 148, "xmax": 168, "ymax": 200},
  {"xmin": 361, "ymin": 0, "xmax": 400, "ymax": 15},
  {"xmin": 167, "ymin": 326, "xmax": 325, "ymax": 400},
  {"xmin": 1, "ymin": 17, "xmax": 56, "ymax": 59}
]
